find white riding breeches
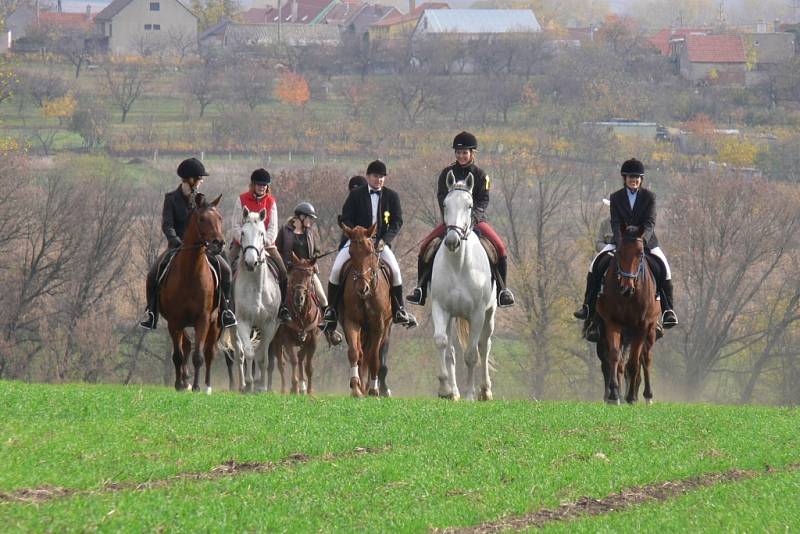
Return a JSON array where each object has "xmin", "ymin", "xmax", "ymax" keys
[
  {"xmin": 589, "ymin": 244, "xmax": 671, "ymax": 280},
  {"xmin": 312, "ymin": 273, "xmax": 327, "ymax": 308},
  {"xmin": 329, "ymin": 242, "xmax": 402, "ymax": 287}
]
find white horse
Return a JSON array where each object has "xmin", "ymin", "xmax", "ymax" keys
[
  {"xmin": 232, "ymin": 207, "xmax": 282, "ymax": 392},
  {"xmin": 430, "ymin": 172, "xmax": 497, "ymax": 401}
]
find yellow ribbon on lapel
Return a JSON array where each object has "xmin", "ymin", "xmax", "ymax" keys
[
  {"xmin": 383, "ymin": 211, "xmax": 390, "ymax": 225},
  {"xmin": 485, "ymin": 175, "xmax": 491, "ymax": 190}
]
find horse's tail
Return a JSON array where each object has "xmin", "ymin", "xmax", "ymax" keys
[{"xmin": 455, "ymin": 317, "xmax": 497, "ymax": 374}]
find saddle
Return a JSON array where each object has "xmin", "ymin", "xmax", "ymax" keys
[
  {"xmin": 596, "ymin": 250, "xmax": 662, "ymax": 296},
  {"xmin": 157, "ymin": 249, "xmax": 221, "ymax": 290},
  {"xmin": 422, "ymin": 234, "xmax": 499, "ymax": 265}
]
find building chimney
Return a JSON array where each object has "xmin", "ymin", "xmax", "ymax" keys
[
  {"xmin": 291, "ymin": 0, "xmax": 298, "ymax": 22},
  {"xmin": 409, "ymin": 0, "xmax": 415, "ymax": 14}
]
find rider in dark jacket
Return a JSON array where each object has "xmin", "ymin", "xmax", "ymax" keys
[{"xmin": 139, "ymin": 158, "xmax": 237, "ymax": 330}]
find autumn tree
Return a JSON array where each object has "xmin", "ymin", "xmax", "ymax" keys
[
  {"xmin": 191, "ymin": 0, "xmax": 241, "ymax": 32},
  {"xmin": 274, "ymin": 70, "xmax": 310, "ymax": 108},
  {"xmin": 102, "ymin": 59, "xmax": 153, "ymax": 123}
]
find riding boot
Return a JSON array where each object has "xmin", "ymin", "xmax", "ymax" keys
[
  {"xmin": 406, "ymin": 255, "xmax": 429, "ymax": 306},
  {"xmin": 391, "ymin": 285, "xmax": 417, "ymax": 328},
  {"xmin": 496, "ymin": 256, "xmax": 515, "ymax": 307},
  {"xmin": 582, "ymin": 272, "xmax": 601, "ymax": 343},
  {"xmin": 218, "ymin": 256, "xmax": 237, "ymax": 328},
  {"xmin": 278, "ymin": 277, "xmax": 291, "ymax": 323},
  {"xmin": 661, "ymin": 279, "xmax": 678, "ymax": 329},
  {"xmin": 138, "ymin": 262, "xmax": 160, "ymax": 330},
  {"xmin": 321, "ymin": 282, "xmax": 340, "ymax": 332},
  {"xmin": 573, "ymin": 272, "xmax": 593, "ymax": 320}
]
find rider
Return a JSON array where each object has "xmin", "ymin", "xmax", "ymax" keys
[
  {"xmin": 229, "ymin": 168, "xmax": 291, "ymax": 322},
  {"xmin": 573, "ymin": 158, "xmax": 679, "ymax": 341},
  {"xmin": 323, "ymin": 160, "xmax": 418, "ymax": 330},
  {"xmin": 348, "ymin": 175, "xmax": 367, "ymax": 192},
  {"xmin": 275, "ymin": 201, "xmax": 343, "ymax": 345},
  {"xmin": 406, "ymin": 131, "xmax": 515, "ymax": 308},
  {"xmin": 139, "ymin": 157, "xmax": 237, "ymax": 330}
]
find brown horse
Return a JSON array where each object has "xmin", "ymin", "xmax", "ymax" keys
[
  {"xmin": 596, "ymin": 225, "xmax": 660, "ymax": 405},
  {"xmin": 159, "ymin": 194, "xmax": 225, "ymax": 393},
  {"xmin": 269, "ymin": 254, "xmax": 321, "ymax": 394},
  {"xmin": 340, "ymin": 222, "xmax": 392, "ymax": 397}
]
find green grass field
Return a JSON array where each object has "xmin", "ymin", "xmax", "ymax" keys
[{"xmin": 0, "ymin": 381, "xmax": 798, "ymax": 532}]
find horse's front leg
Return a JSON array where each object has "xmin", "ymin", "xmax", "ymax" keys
[
  {"xmin": 463, "ymin": 314, "xmax": 485, "ymax": 401},
  {"xmin": 365, "ymin": 325, "xmax": 385, "ymax": 397},
  {"xmin": 168, "ymin": 325, "xmax": 186, "ymax": 391},
  {"xmin": 378, "ymin": 335, "xmax": 391, "ymax": 397},
  {"xmin": 432, "ymin": 302, "xmax": 457, "ymax": 400},
  {"xmin": 642, "ymin": 325, "xmax": 656, "ymax": 405},
  {"xmin": 203, "ymin": 322, "xmax": 220, "ymax": 394},
  {"xmin": 288, "ymin": 343, "xmax": 300, "ymax": 395},
  {"xmin": 299, "ymin": 333, "xmax": 317, "ymax": 395},
  {"xmin": 478, "ymin": 307, "xmax": 496, "ymax": 401},
  {"xmin": 604, "ymin": 323, "xmax": 623, "ymax": 405},
  {"xmin": 192, "ymin": 319, "xmax": 211, "ymax": 392},
  {"xmin": 343, "ymin": 321, "xmax": 363, "ymax": 397},
  {"xmin": 625, "ymin": 335, "xmax": 644, "ymax": 404},
  {"xmin": 267, "ymin": 338, "xmax": 278, "ymax": 392}
]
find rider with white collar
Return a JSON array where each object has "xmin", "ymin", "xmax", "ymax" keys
[
  {"xmin": 574, "ymin": 158, "xmax": 678, "ymax": 340},
  {"xmin": 323, "ymin": 160, "xmax": 418, "ymax": 331}
]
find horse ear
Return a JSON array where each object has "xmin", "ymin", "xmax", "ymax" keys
[
  {"xmin": 210, "ymin": 194, "xmax": 222, "ymax": 207},
  {"xmin": 465, "ymin": 173, "xmax": 474, "ymax": 192},
  {"xmin": 242, "ymin": 206, "xmax": 250, "ymax": 220},
  {"xmin": 637, "ymin": 225, "xmax": 645, "ymax": 237},
  {"xmin": 368, "ymin": 223, "xmax": 377, "ymax": 238},
  {"xmin": 291, "ymin": 251, "xmax": 300, "ymax": 264},
  {"xmin": 258, "ymin": 208, "xmax": 267, "ymax": 222},
  {"xmin": 446, "ymin": 170, "xmax": 456, "ymax": 191},
  {"xmin": 338, "ymin": 215, "xmax": 352, "ymax": 234},
  {"xmin": 621, "ymin": 223, "xmax": 627, "ymax": 235}
]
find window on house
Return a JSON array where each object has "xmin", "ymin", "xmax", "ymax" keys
[
  {"xmin": 144, "ymin": 24, "xmax": 152, "ymax": 30},
  {"xmin": 153, "ymin": 24, "xmax": 161, "ymax": 30},
  {"xmin": 150, "ymin": 2, "xmax": 160, "ymax": 10}
]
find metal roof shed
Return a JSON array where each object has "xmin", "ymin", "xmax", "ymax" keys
[{"xmin": 414, "ymin": 9, "xmax": 541, "ymax": 36}]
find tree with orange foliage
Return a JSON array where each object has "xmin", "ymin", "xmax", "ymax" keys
[{"xmin": 274, "ymin": 71, "xmax": 310, "ymax": 109}]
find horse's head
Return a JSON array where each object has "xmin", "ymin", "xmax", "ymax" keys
[
  {"xmin": 288, "ymin": 252, "xmax": 316, "ymax": 312},
  {"xmin": 191, "ymin": 194, "xmax": 225, "ymax": 254},
  {"xmin": 616, "ymin": 224, "xmax": 645, "ymax": 297},
  {"xmin": 443, "ymin": 170, "xmax": 474, "ymax": 252},
  {"xmin": 340, "ymin": 221, "xmax": 379, "ymax": 299},
  {"xmin": 240, "ymin": 206, "xmax": 268, "ymax": 272}
]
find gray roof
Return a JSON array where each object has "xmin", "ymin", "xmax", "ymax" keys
[
  {"xmin": 416, "ymin": 9, "xmax": 541, "ymax": 34},
  {"xmin": 96, "ymin": 0, "xmax": 195, "ymax": 21}
]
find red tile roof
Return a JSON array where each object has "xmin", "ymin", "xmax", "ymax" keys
[
  {"xmin": 649, "ymin": 27, "xmax": 709, "ymax": 55},
  {"xmin": 372, "ymin": 2, "xmax": 448, "ymax": 27},
  {"xmin": 685, "ymin": 33, "xmax": 746, "ymax": 63},
  {"xmin": 241, "ymin": 7, "xmax": 277, "ymax": 24},
  {"xmin": 38, "ymin": 11, "xmax": 95, "ymax": 29}
]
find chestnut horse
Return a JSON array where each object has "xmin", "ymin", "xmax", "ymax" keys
[
  {"xmin": 595, "ymin": 225, "xmax": 660, "ymax": 404},
  {"xmin": 268, "ymin": 254, "xmax": 321, "ymax": 394},
  {"xmin": 340, "ymin": 223, "xmax": 392, "ymax": 397},
  {"xmin": 159, "ymin": 194, "xmax": 225, "ymax": 393}
]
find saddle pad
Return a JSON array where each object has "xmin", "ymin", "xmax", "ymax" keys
[{"xmin": 479, "ymin": 236, "xmax": 498, "ymax": 264}]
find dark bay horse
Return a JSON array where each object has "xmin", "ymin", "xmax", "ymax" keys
[
  {"xmin": 340, "ymin": 222, "xmax": 392, "ymax": 397},
  {"xmin": 595, "ymin": 225, "xmax": 660, "ymax": 405},
  {"xmin": 159, "ymin": 194, "xmax": 225, "ymax": 393},
  {"xmin": 269, "ymin": 254, "xmax": 321, "ymax": 394}
]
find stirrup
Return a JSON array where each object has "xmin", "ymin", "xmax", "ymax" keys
[
  {"xmin": 498, "ymin": 288, "xmax": 515, "ymax": 307},
  {"xmin": 221, "ymin": 310, "xmax": 237, "ymax": 328},
  {"xmin": 662, "ymin": 309, "xmax": 678, "ymax": 329},
  {"xmin": 583, "ymin": 319, "xmax": 601, "ymax": 343},
  {"xmin": 573, "ymin": 304, "xmax": 588, "ymax": 320},
  {"xmin": 138, "ymin": 310, "xmax": 157, "ymax": 330},
  {"xmin": 406, "ymin": 287, "xmax": 425, "ymax": 306},
  {"xmin": 324, "ymin": 329, "xmax": 343, "ymax": 346}
]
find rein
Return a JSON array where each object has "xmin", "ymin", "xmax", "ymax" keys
[
  {"xmin": 351, "ymin": 247, "xmax": 381, "ymax": 298},
  {"xmin": 615, "ymin": 240, "xmax": 645, "ymax": 282},
  {"xmin": 287, "ymin": 265, "xmax": 317, "ymax": 331}
]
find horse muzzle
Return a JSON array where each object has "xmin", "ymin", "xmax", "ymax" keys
[
  {"xmin": 620, "ymin": 285, "xmax": 636, "ymax": 298},
  {"xmin": 444, "ymin": 232, "xmax": 461, "ymax": 252}
]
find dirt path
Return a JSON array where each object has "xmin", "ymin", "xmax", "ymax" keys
[
  {"xmin": 0, "ymin": 446, "xmax": 387, "ymax": 504},
  {"xmin": 438, "ymin": 463, "xmax": 799, "ymax": 533}
]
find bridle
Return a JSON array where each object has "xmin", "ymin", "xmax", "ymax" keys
[
  {"xmin": 350, "ymin": 243, "xmax": 380, "ymax": 299},
  {"xmin": 288, "ymin": 264, "xmax": 316, "ymax": 329},
  {"xmin": 615, "ymin": 237, "xmax": 645, "ymax": 283},
  {"xmin": 445, "ymin": 187, "xmax": 473, "ymax": 242},
  {"xmin": 241, "ymin": 227, "xmax": 267, "ymax": 267}
]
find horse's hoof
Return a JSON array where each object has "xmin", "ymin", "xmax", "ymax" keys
[
  {"xmin": 379, "ymin": 387, "xmax": 392, "ymax": 398},
  {"xmin": 205, "ymin": 386, "xmax": 212, "ymax": 395},
  {"xmin": 645, "ymin": 398, "xmax": 653, "ymax": 406},
  {"xmin": 186, "ymin": 383, "xmax": 193, "ymax": 391},
  {"xmin": 478, "ymin": 389, "xmax": 493, "ymax": 401},
  {"xmin": 351, "ymin": 389, "xmax": 363, "ymax": 398},
  {"xmin": 606, "ymin": 398, "xmax": 621, "ymax": 405},
  {"xmin": 368, "ymin": 388, "xmax": 380, "ymax": 397}
]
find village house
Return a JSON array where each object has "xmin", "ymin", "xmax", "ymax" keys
[
  {"xmin": 368, "ymin": 1, "xmax": 448, "ymax": 40},
  {"xmin": 94, "ymin": 0, "xmax": 198, "ymax": 56},
  {"xmin": 411, "ymin": 9, "xmax": 540, "ymax": 41},
  {"xmin": 676, "ymin": 33, "xmax": 747, "ymax": 85}
]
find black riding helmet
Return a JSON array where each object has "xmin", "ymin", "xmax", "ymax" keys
[
  {"xmin": 348, "ymin": 175, "xmax": 367, "ymax": 191},
  {"xmin": 294, "ymin": 201, "xmax": 317, "ymax": 219},
  {"xmin": 177, "ymin": 157, "xmax": 208, "ymax": 180},
  {"xmin": 452, "ymin": 131, "xmax": 478, "ymax": 150},
  {"xmin": 620, "ymin": 158, "xmax": 645, "ymax": 177},
  {"xmin": 251, "ymin": 168, "xmax": 272, "ymax": 185},
  {"xmin": 366, "ymin": 160, "xmax": 387, "ymax": 177}
]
